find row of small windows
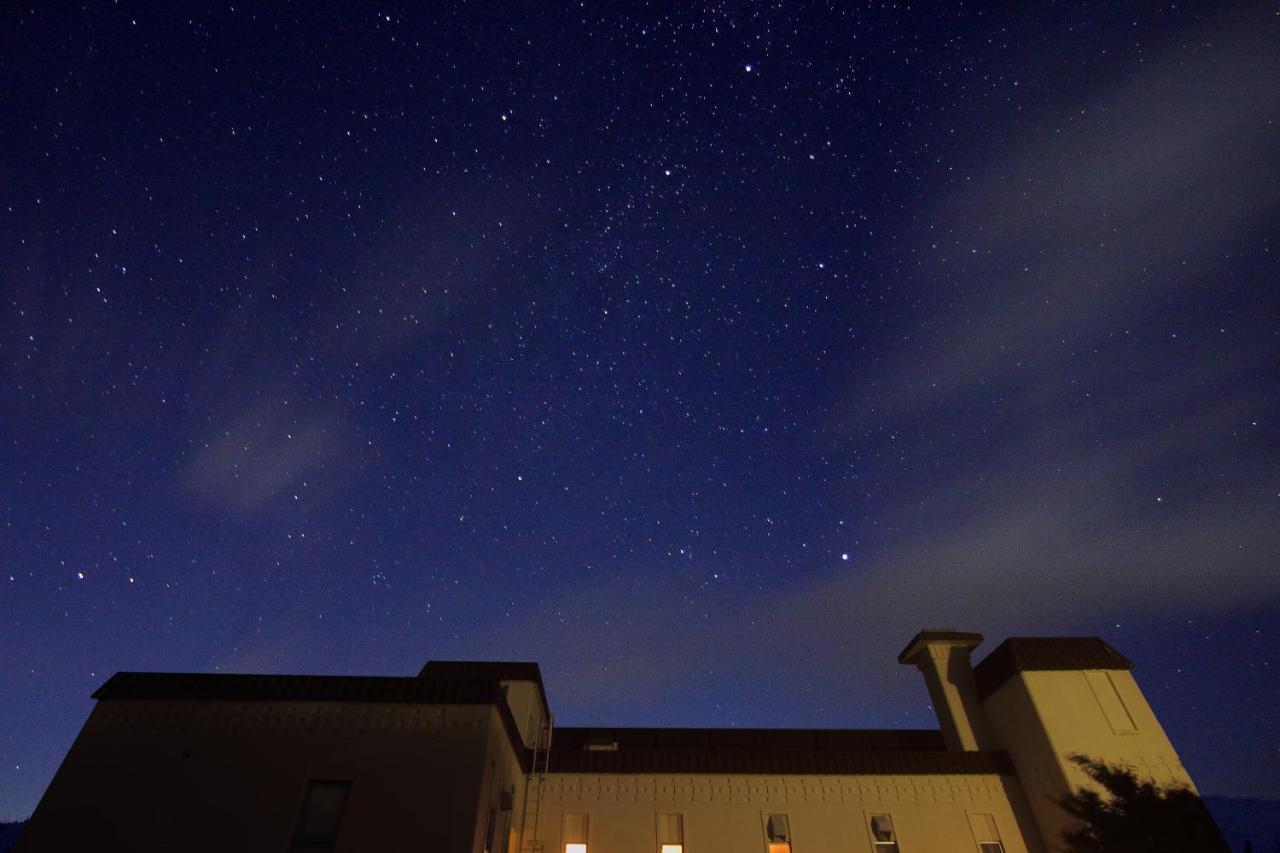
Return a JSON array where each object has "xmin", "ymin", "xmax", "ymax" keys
[
  {"xmin": 561, "ymin": 810, "xmax": 1006, "ymax": 853},
  {"xmin": 288, "ymin": 780, "xmax": 1005, "ymax": 853}
]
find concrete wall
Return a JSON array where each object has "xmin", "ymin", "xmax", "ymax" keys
[
  {"xmin": 474, "ymin": 704, "xmax": 530, "ymax": 853},
  {"xmin": 501, "ymin": 680, "xmax": 548, "ymax": 749},
  {"xmin": 18, "ymin": 698, "xmax": 500, "ymax": 853},
  {"xmin": 531, "ymin": 771, "xmax": 1045, "ymax": 853},
  {"xmin": 982, "ymin": 668, "xmax": 1197, "ymax": 852}
]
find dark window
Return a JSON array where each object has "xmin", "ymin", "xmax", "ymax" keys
[
  {"xmin": 765, "ymin": 813, "xmax": 791, "ymax": 853},
  {"xmin": 291, "ymin": 780, "xmax": 351, "ymax": 852},
  {"xmin": 869, "ymin": 814, "xmax": 899, "ymax": 852}
]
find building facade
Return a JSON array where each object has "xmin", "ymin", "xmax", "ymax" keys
[{"xmin": 17, "ymin": 631, "xmax": 1202, "ymax": 853}]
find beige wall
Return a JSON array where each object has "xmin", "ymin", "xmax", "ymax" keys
[
  {"xmin": 19, "ymin": 698, "xmax": 503, "ymax": 853},
  {"xmin": 474, "ymin": 703, "xmax": 530, "ymax": 853},
  {"xmin": 982, "ymin": 669, "xmax": 1196, "ymax": 852},
  {"xmin": 531, "ymin": 772, "xmax": 1044, "ymax": 853},
  {"xmin": 501, "ymin": 679, "xmax": 549, "ymax": 749}
]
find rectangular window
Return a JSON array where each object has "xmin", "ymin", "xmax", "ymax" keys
[
  {"xmin": 657, "ymin": 813, "xmax": 683, "ymax": 853},
  {"xmin": 764, "ymin": 813, "xmax": 791, "ymax": 853},
  {"xmin": 968, "ymin": 813, "xmax": 1004, "ymax": 852},
  {"xmin": 291, "ymin": 780, "xmax": 351, "ymax": 852},
  {"xmin": 1084, "ymin": 671, "xmax": 1137, "ymax": 733},
  {"xmin": 563, "ymin": 812, "xmax": 589, "ymax": 853},
  {"xmin": 868, "ymin": 814, "xmax": 899, "ymax": 852}
]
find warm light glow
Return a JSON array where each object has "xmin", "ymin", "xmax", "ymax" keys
[
  {"xmin": 768, "ymin": 845, "xmax": 792, "ymax": 853},
  {"xmin": 661, "ymin": 846, "xmax": 683, "ymax": 853},
  {"xmin": 565, "ymin": 845, "xmax": 587, "ymax": 853}
]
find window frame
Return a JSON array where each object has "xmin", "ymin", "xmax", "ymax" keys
[
  {"xmin": 562, "ymin": 811, "xmax": 590, "ymax": 853},
  {"xmin": 762, "ymin": 812, "xmax": 792, "ymax": 853},
  {"xmin": 290, "ymin": 779, "xmax": 352, "ymax": 853},
  {"xmin": 656, "ymin": 812, "xmax": 684, "ymax": 853},
  {"xmin": 866, "ymin": 812, "xmax": 900, "ymax": 853}
]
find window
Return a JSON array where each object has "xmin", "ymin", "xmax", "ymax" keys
[
  {"xmin": 764, "ymin": 813, "xmax": 791, "ymax": 853},
  {"xmin": 657, "ymin": 813, "xmax": 683, "ymax": 853},
  {"xmin": 868, "ymin": 814, "xmax": 899, "ymax": 852},
  {"xmin": 291, "ymin": 780, "xmax": 351, "ymax": 853},
  {"xmin": 1084, "ymin": 671, "xmax": 1137, "ymax": 733},
  {"xmin": 968, "ymin": 813, "xmax": 1004, "ymax": 853},
  {"xmin": 563, "ymin": 812, "xmax": 589, "ymax": 853}
]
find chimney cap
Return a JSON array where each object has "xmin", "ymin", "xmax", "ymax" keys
[{"xmin": 898, "ymin": 629, "xmax": 985, "ymax": 665}]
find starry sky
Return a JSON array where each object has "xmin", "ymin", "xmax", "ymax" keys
[{"xmin": 2, "ymin": 1, "xmax": 1279, "ymax": 817}]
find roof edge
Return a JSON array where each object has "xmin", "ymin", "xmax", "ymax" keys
[
  {"xmin": 897, "ymin": 629, "xmax": 985, "ymax": 664},
  {"xmin": 973, "ymin": 637, "xmax": 1135, "ymax": 701}
]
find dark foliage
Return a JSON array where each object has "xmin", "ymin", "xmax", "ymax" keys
[
  {"xmin": 0, "ymin": 820, "xmax": 28, "ymax": 853},
  {"xmin": 1060, "ymin": 755, "xmax": 1229, "ymax": 852}
]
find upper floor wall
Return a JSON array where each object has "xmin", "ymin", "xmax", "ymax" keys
[
  {"xmin": 531, "ymin": 770, "xmax": 1043, "ymax": 853},
  {"xmin": 17, "ymin": 687, "xmax": 514, "ymax": 853}
]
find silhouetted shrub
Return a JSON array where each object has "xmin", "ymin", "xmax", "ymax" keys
[
  {"xmin": 0, "ymin": 819, "xmax": 28, "ymax": 853},
  {"xmin": 1060, "ymin": 755, "xmax": 1229, "ymax": 852}
]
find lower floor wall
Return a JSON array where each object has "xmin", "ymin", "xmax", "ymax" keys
[{"xmin": 530, "ymin": 772, "xmax": 1045, "ymax": 853}]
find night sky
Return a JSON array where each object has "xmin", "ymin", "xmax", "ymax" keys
[{"xmin": 3, "ymin": 2, "xmax": 1278, "ymax": 817}]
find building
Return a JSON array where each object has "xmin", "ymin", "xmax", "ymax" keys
[{"xmin": 17, "ymin": 630, "xmax": 1203, "ymax": 853}]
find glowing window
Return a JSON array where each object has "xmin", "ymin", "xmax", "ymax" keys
[
  {"xmin": 563, "ymin": 811, "xmax": 589, "ymax": 853},
  {"xmin": 869, "ymin": 814, "xmax": 899, "ymax": 852},
  {"xmin": 765, "ymin": 813, "xmax": 791, "ymax": 853},
  {"xmin": 658, "ymin": 813, "xmax": 684, "ymax": 853}
]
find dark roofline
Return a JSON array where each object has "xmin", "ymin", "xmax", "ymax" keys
[
  {"xmin": 897, "ymin": 629, "xmax": 985, "ymax": 665},
  {"xmin": 547, "ymin": 748, "xmax": 1014, "ymax": 775},
  {"xmin": 418, "ymin": 660, "xmax": 550, "ymax": 719},
  {"xmin": 91, "ymin": 672, "xmax": 531, "ymax": 770},
  {"xmin": 93, "ymin": 672, "xmax": 488, "ymax": 703},
  {"xmin": 974, "ymin": 637, "xmax": 1135, "ymax": 701},
  {"xmin": 547, "ymin": 725, "xmax": 1010, "ymax": 775},
  {"xmin": 551, "ymin": 726, "xmax": 947, "ymax": 753}
]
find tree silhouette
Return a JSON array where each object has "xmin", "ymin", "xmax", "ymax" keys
[{"xmin": 1059, "ymin": 755, "xmax": 1229, "ymax": 852}]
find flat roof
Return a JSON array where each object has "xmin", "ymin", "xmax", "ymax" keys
[
  {"xmin": 544, "ymin": 725, "xmax": 1011, "ymax": 775},
  {"xmin": 418, "ymin": 660, "xmax": 550, "ymax": 717},
  {"xmin": 92, "ymin": 671, "xmax": 532, "ymax": 770},
  {"xmin": 974, "ymin": 637, "xmax": 1134, "ymax": 700}
]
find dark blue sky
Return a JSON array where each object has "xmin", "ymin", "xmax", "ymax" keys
[{"xmin": 2, "ymin": 2, "xmax": 1278, "ymax": 816}]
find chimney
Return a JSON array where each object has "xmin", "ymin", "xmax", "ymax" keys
[{"xmin": 898, "ymin": 629, "xmax": 995, "ymax": 751}]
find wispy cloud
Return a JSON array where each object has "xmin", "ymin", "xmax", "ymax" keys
[
  {"xmin": 178, "ymin": 395, "xmax": 348, "ymax": 514},
  {"xmin": 820, "ymin": 5, "xmax": 1280, "ymax": 622},
  {"xmin": 492, "ymin": 9, "xmax": 1280, "ymax": 717}
]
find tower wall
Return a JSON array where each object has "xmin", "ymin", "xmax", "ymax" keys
[{"xmin": 978, "ymin": 641, "xmax": 1198, "ymax": 852}]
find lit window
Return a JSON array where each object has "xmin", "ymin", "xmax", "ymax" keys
[
  {"xmin": 291, "ymin": 780, "xmax": 350, "ymax": 853},
  {"xmin": 765, "ymin": 813, "xmax": 791, "ymax": 853},
  {"xmin": 564, "ymin": 812, "xmax": 589, "ymax": 853},
  {"xmin": 869, "ymin": 814, "xmax": 899, "ymax": 852},
  {"xmin": 658, "ymin": 813, "xmax": 684, "ymax": 853}
]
